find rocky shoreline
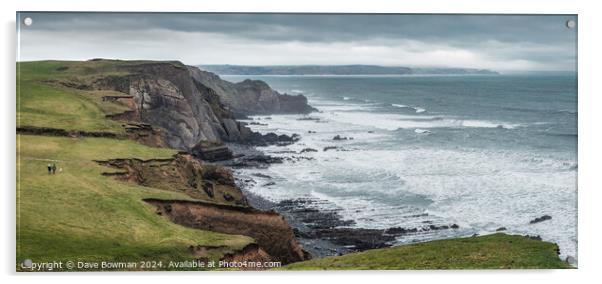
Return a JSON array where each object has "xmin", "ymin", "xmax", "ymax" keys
[{"xmin": 221, "ymin": 143, "xmax": 463, "ymax": 258}]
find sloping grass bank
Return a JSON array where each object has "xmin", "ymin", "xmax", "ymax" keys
[
  {"xmin": 280, "ymin": 233, "xmax": 571, "ymax": 270},
  {"xmin": 17, "ymin": 135, "xmax": 253, "ymax": 271}
]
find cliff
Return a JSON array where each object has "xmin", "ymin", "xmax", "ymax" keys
[
  {"xmin": 74, "ymin": 60, "xmax": 315, "ymax": 150},
  {"xmin": 189, "ymin": 67, "xmax": 317, "ymax": 117},
  {"xmin": 17, "ymin": 59, "xmax": 317, "ymax": 268}
]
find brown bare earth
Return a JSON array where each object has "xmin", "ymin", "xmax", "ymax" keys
[
  {"xmin": 96, "ymin": 153, "xmax": 247, "ymax": 206},
  {"xmin": 16, "ymin": 124, "xmax": 167, "ymax": 148},
  {"xmin": 145, "ymin": 198, "xmax": 311, "ymax": 264}
]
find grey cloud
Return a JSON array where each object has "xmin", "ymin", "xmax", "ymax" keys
[{"xmin": 17, "ymin": 12, "xmax": 577, "ymax": 71}]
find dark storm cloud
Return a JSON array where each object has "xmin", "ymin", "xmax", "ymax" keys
[
  {"xmin": 22, "ymin": 13, "xmax": 575, "ymax": 44},
  {"xmin": 17, "ymin": 12, "xmax": 577, "ymax": 71}
]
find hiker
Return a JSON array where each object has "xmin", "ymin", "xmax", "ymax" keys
[
  {"xmin": 51, "ymin": 163, "xmax": 57, "ymax": 174},
  {"xmin": 47, "ymin": 164, "xmax": 52, "ymax": 174}
]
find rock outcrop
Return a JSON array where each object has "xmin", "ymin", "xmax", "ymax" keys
[
  {"xmin": 91, "ymin": 62, "xmax": 230, "ymax": 150},
  {"xmin": 96, "ymin": 153, "xmax": 247, "ymax": 206},
  {"xmin": 145, "ymin": 198, "xmax": 311, "ymax": 264},
  {"xmin": 189, "ymin": 67, "xmax": 316, "ymax": 117},
  {"xmin": 87, "ymin": 60, "xmax": 314, "ymax": 151}
]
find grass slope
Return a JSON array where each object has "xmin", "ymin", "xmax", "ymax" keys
[
  {"xmin": 17, "ymin": 135, "xmax": 253, "ymax": 270},
  {"xmin": 17, "ymin": 60, "xmax": 183, "ymax": 133},
  {"xmin": 281, "ymin": 233, "xmax": 570, "ymax": 270},
  {"xmin": 17, "ymin": 60, "xmax": 255, "ymax": 271}
]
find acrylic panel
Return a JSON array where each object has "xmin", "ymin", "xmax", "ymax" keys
[{"xmin": 16, "ymin": 12, "xmax": 577, "ymax": 271}]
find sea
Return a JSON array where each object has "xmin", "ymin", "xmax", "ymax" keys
[{"xmin": 223, "ymin": 74, "xmax": 578, "ymax": 262}]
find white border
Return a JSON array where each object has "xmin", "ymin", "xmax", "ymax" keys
[{"xmin": 2, "ymin": 0, "xmax": 600, "ymax": 283}]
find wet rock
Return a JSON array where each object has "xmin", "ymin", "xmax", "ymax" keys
[
  {"xmin": 252, "ymin": 173, "xmax": 272, "ymax": 179},
  {"xmin": 529, "ymin": 215, "xmax": 552, "ymax": 224},
  {"xmin": 451, "ymin": 224, "xmax": 460, "ymax": 229},
  {"xmin": 276, "ymin": 199, "xmax": 355, "ymax": 230},
  {"xmin": 284, "ymin": 156, "xmax": 315, "ymax": 163},
  {"xmin": 496, "ymin": 227, "xmax": 507, "ymax": 231},
  {"xmin": 297, "ymin": 117, "xmax": 320, "ymax": 121},
  {"xmin": 300, "ymin": 148, "xmax": 318, "ymax": 153},
  {"xmin": 323, "ymin": 146, "xmax": 339, "ymax": 152},
  {"xmin": 191, "ymin": 140, "xmax": 234, "ymax": 162},
  {"xmin": 384, "ymin": 227, "xmax": 418, "ymax": 235},
  {"xmin": 332, "ymin": 135, "xmax": 352, "ymax": 141},
  {"xmin": 222, "ymin": 154, "xmax": 284, "ymax": 168},
  {"xmin": 263, "ymin": 181, "xmax": 276, "ymax": 186},
  {"xmin": 310, "ymin": 228, "xmax": 395, "ymax": 251},
  {"xmin": 243, "ymin": 132, "xmax": 301, "ymax": 147},
  {"xmin": 249, "ymin": 122, "xmax": 268, "ymax": 126},
  {"xmin": 308, "ymin": 130, "xmax": 317, "ymax": 134}
]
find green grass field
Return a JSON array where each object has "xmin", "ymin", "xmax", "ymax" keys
[
  {"xmin": 280, "ymin": 233, "xmax": 571, "ymax": 270},
  {"xmin": 17, "ymin": 135, "xmax": 253, "ymax": 271},
  {"xmin": 17, "ymin": 60, "xmax": 184, "ymax": 133}
]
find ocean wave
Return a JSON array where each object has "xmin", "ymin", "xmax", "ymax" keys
[
  {"xmin": 317, "ymin": 111, "xmax": 521, "ymax": 131},
  {"xmin": 557, "ymin": 109, "xmax": 577, "ymax": 114},
  {"xmin": 501, "ymin": 106, "xmax": 577, "ymax": 115},
  {"xmin": 461, "ymin": 120, "xmax": 519, "ymax": 129},
  {"xmin": 391, "ymin": 103, "xmax": 427, "ymax": 113},
  {"xmin": 414, "ymin": 129, "xmax": 432, "ymax": 134}
]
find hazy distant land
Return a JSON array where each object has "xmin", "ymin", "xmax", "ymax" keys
[{"xmin": 198, "ymin": 64, "xmax": 499, "ymax": 76}]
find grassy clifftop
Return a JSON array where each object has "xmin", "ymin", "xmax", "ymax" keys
[
  {"xmin": 16, "ymin": 60, "xmax": 253, "ymax": 271},
  {"xmin": 280, "ymin": 233, "xmax": 571, "ymax": 270},
  {"xmin": 17, "ymin": 135, "xmax": 253, "ymax": 270}
]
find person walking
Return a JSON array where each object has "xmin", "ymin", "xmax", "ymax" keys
[
  {"xmin": 47, "ymin": 164, "xmax": 52, "ymax": 174},
  {"xmin": 51, "ymin": 163, "xmax": 57, "ymax": 175}
]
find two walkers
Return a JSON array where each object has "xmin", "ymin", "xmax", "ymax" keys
[{"xmin": 47, "ymin": 163, "xmax": 57, "ymax": 175}]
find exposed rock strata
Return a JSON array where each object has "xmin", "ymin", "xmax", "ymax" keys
[
  {"xmin": 85, "ymin": 61, "xmax": 314, "ymax": 150},
  {"xmin": 144, "ymin": 198, "xmax": 311, "ymax": 264},
  {"xmin": 189, "ymin": 68, "xmax": 317, "ymax": 117},
  {"xmin": 96, "ymin": 153, "xmax": 247, "ymax": 206}
]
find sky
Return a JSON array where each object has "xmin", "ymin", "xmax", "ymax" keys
[{"xmin": 17, "ymin": 13, "xmax": 577, "ymax": 72}]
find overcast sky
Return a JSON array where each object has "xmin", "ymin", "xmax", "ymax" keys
[{"xmin": 17, "ymin": 13, "xmax": 577, "ymax": 72}]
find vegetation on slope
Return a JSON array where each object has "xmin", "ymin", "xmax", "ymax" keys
[
  {"xmin": 16, "ymin": 60, "xmax": 253, "ymax": 271},
  {"xmin": 17, "ymin": 135, "xmax": 253, "ymax": 270},
  {"xmin": 280, "ymin": 233, "xmax": 571, "ymax": 270}
]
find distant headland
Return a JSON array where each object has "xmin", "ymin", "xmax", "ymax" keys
[{"xmin": 198, "ymin": 64, "xmax": 499, "ymax": 76}]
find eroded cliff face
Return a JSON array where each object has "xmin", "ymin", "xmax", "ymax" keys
[
  {"xmin": 96, "ymin": 153, "xmax": 247, "ymax": 206},
  {"xmin": 90, "ymin": 61, "xmax": 313, "ymax": 151},
  {"xmin": 93, "ymin": 63, "xmax": 229, "ymax": 150},
  {"xmin": 145, "ymin": 199, "xmax": 311, "ymax": 264},
  {"xmin": 188, "ymin": 67, "xmax": 316, "ymax": 117}
]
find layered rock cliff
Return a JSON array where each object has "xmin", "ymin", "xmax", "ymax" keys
[
  {"xmin": 189, "ymin": 67, "xmax": 317, "ymax": 117},
  {"xmin": 88, "ymin": 60, "xmax": 314, "ymax": 150}
]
